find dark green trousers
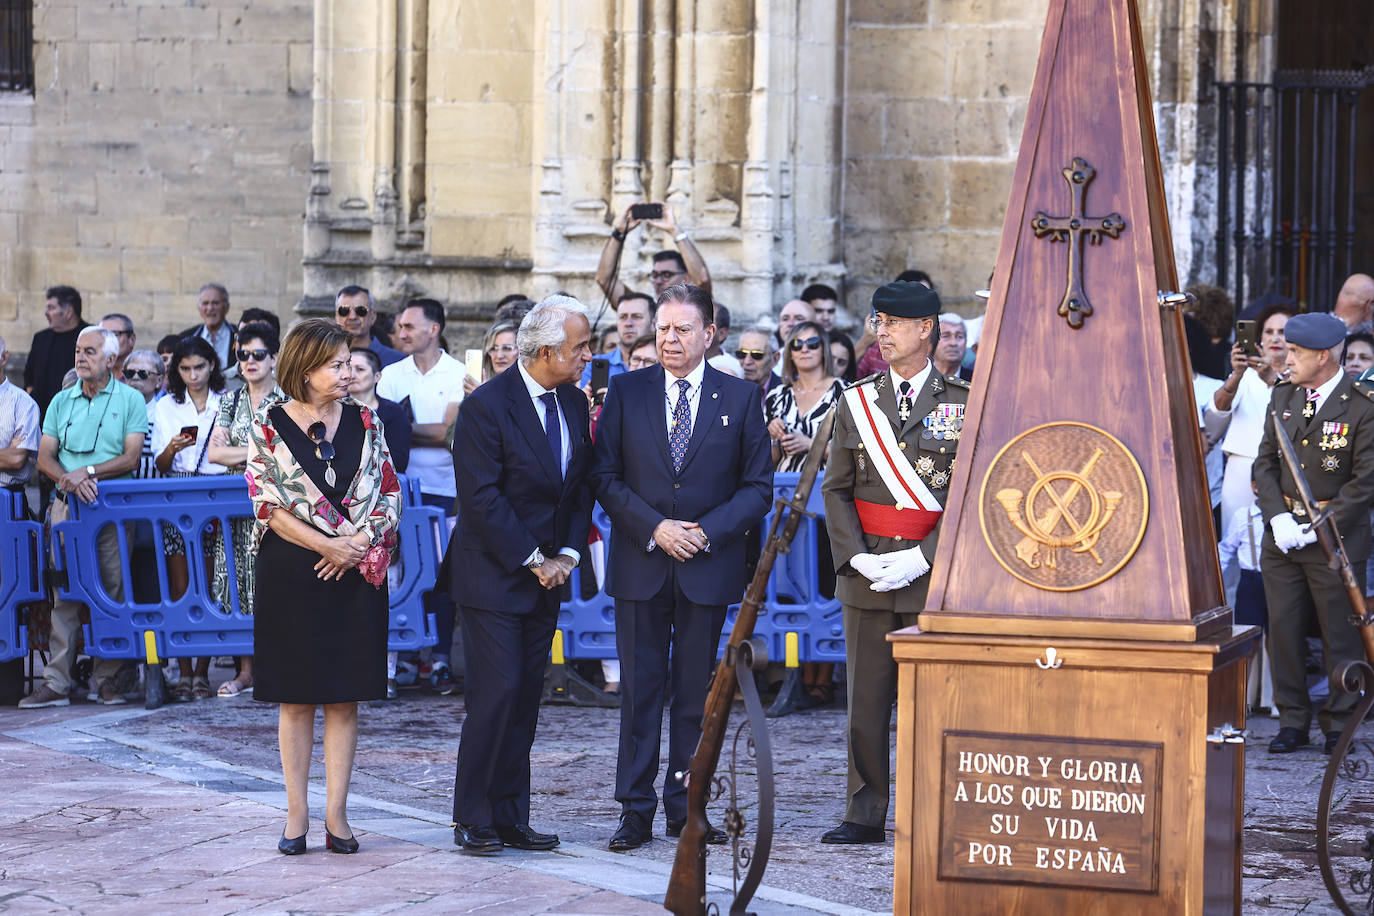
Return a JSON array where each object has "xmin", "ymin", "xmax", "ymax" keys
[
  {"xmin": 841, "ymin": 605, "xmax": 919, "ymax": 829},
  {"xmin": 1261, "ymin": 539, "xmax": 1368, "ymax": 733}
]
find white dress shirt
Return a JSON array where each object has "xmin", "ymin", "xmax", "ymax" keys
[
  {"xmin": 648, "ymin": 360, "xmax": 710, "ymax": 554},
  {"xmin": 516, "ymin": 362, "xmax": 579, "ymax": 567},
  {"xmin": 663, "ymin": 359, "xmax": 708, "ymax": 436},
  {"xmin": 151, "ymin": 390, "xmax": 227, "ymax": 474},
  {"xmin": 1307, "ymin": 368, "xmax": 1343, "ymax": 414},
  {"xmin": 377, "ymin": 351, "xmax": 466, "ymax": 498},
  {"xmin": 890, "ymin": 360, "xmax": 934, "ymax": 402}
]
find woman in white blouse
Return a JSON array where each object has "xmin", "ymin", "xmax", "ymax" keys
[
  {"xmin": 151, "ymin": 335, "xmax": 228, "ymax": 701},
  {"xmin": 1209, "ymin": 302, "xmax": 1295, "ymax": 539}
]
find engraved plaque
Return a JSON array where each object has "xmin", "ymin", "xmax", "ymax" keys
[
  {"xmin": 978, "ymin": 422, "xmax": 1148, "ymax": 592},
  {"xmin": 938, "ymin": 731, "xmax": 1162, "ymax": 892}
]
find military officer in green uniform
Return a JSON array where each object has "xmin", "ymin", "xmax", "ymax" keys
[
  {"xmin": 819, "ymin": 281, "xmax": 969, "ymax": 844},
  {"xmin": 1254, "ymin": 311, "xmax": 1374, "ymax": 755}
]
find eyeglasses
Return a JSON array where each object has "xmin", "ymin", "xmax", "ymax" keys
[
  {"xmin": 868, "ymin": 316, "xmax": 914, "ymax": 333},
  {"xmin": 734, "ymin": 348, "xmax": 768, "ymax": 361},
  {"xmin": 307, "ymin": 421, "xmax": 336, "ymax": 462},
  {"xmin": 487, "ymin": 344, "xmax": 517, "ymax": 355},
  {"xmin": 629, "ymin": 356, "xmax": 658, "ymax": 369},
  {"xmin": 650, "ymin": 270, "xmax": 685, "ymax": 282},
  {"xmin": 790, "ymin": 336, "xmax": 823, "ymax": 352},
  {"xmin": 237, "ymin": 348, "xmax": 270, "ymax": 363},
  {"xmin": 122, "ymin": 368, "xmax": 161, "ymax": 380},
  {"xmin": 337, "ymin": 305, "xmax": 369, "ymax": 318}
]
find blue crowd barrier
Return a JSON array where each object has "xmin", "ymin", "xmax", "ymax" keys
[
  {"xmin": 0, "ymin": 490, "xmax": 42, "ymax": 661},
  {"xmin": 556, "ymin": 472, "xmax": 845, "ymax": 665},
  {"xmin": 51, "ymin": 475, "xmax": 439, "ymax": 662}
]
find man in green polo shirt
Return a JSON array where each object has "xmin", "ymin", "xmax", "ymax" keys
[{"xmin": 20, "ymin": 327, "xmax": 146, "ymax": 708}]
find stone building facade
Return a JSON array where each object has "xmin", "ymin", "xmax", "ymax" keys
[
  {"xmin": 0, "ymin": 0, "xmax": 312, "ymax": 362},
  {"xmin": 6, "ymin": 0, "xmax": 1362, "ymax": 361}
]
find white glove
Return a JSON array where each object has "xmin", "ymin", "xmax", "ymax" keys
[
  {"xmin": 849, "ymin": 553, "xmax": 890, "ymax": 583},
  {"xmin": 869, "ymin": 546, "xmax": 931, "ymax": 592},
  {"xmin": 1270, "ymin": 512, "xmax": 1316, "ymax": 553}
]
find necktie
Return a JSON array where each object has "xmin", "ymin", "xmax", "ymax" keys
[
  {"xmin": 539, "ymin": 392, "xmax": 562, "ymax": 478},
  {"xmin": 899, "ymin": 380, "xmax": 913, "ymax": 423},
  {"xmin": 669, "ymin": 379, "xmax": 692, "ymax": 474},
  {"xmin": 1304, "ymin": 387, "xmax": 1318, "ymax": 419}
]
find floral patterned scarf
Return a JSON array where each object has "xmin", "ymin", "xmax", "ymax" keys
[{"xmin": 245, "ymin": 398, "xmax": 403, "ymax": 568}]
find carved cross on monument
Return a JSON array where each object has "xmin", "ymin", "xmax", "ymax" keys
[{"xmin": 1031, "ymin": 157, "xmax": 1126, "ymax": 329}]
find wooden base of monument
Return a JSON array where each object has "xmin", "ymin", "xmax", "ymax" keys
[{"xmin": 889, "ymin": 626, "xmax": 1260, "ymax": 915}]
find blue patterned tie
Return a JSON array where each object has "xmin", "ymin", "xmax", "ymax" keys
[
  {"xmin": 669, "ymin": 379, "xmax": 692, "ymax": 474},
  {"xmin": 540, "ymin": 392, "xmax": 562, "ymax": 479}
]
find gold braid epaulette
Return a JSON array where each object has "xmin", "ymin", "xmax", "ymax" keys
[{"xmin": 845, "ymin": 372, "xmax": 884, "ymax": 392}]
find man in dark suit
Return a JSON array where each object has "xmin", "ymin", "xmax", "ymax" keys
[
  {"xmin": 448, "ymin": 295, "xmax": 595, "ymax": 853},
  {"xmin": 592, "ymin": 283, "xmax": 773, "ymax": 851}
]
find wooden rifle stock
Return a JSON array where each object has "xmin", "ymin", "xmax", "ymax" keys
[{"xmin": 664, "ymin": 408, "xmax": 836, "ymax": 915}]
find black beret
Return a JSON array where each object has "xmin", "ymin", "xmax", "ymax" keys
[
  {"xmin": 1283, "ymin": 312, "xmax": 1347, "ymax": 350},
  {"xmin": 871, "ymin": 281, "xmax": 940, "ymax": 320}
]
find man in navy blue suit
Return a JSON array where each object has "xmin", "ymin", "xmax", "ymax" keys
[
  {"xmin": 448, "ymin": 295, "xmax": 595, "ymax": 853},
  {"xmin": 592, "ymin": 283, "xmax": 773, "ymax": 851}
]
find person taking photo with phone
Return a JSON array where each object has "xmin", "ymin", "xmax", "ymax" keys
[
  {"xmin": 594, "ymin": 201, "xmax": 712, "ymax": 312},
  {"xmin": 153, "ymin": 335, "xmax": 229, "ymax": 700},
  {"xmin": 1210, "ymin": 302, "xmax": 1296, "ymax": 541}
]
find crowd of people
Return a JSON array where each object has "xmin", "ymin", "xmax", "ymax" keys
[{"xmin": 5, "ymin": 211, "xmax": 1366, "ymax": 855}]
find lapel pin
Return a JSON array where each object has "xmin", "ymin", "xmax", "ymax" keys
[
  {"xmin": 722, "ymin": 415, "xmax": 730, "ymax": 427},
  {"xmin": 712, "ymin": 392, "xmax": 719, "ymax": 399}
]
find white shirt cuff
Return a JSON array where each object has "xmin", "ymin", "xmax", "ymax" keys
[
  {"xmin": 522, "ymin": 548, "xmax": 540, "ymax": 566},
  {"xmin": 557, "ymin": 547, "xmax": 580, "ymax": 566}
]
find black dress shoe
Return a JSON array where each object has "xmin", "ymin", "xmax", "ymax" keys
[
  {"xmin": 820, "ymin": 821, "xmax": 885, "ymax": 845},
  {"xmin": 665, "ymin": 819, "xmax": 728, "ymax": 845},
  {"xmin": 454, "ymin": 823, "xmax": 503, "ymax": 853},
  {"xmin": 609, "ymin": 811, "xmax": 652, "ymax": 852},
  {"xmin": 278, "ymin": 830, "xmax": 307, "ymax": 855},
  {"xmin": 1326, "ymin": 731, "xmax": 1343, "ymax": 755},
  {"xmin": 324, "ymin": 827, "xmax": 359, "ymax": 854},
  {"xmin": 1268, "ymin": 726, "xmax": 1311, "ymax": 754},
  {"xmin": 496, "ymin": 824, "xmax": 560, "ymax": 850}
]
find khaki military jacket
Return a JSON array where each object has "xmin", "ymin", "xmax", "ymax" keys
[
  {"xmin": 822, "ymin": 367, "xmax": 970, "ymax": 613},
  {"xmin": 1253, "ymin": 373, "xmax": 1374, "ymax": 561}
]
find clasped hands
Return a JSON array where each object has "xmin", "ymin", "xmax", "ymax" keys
[
  {"xmin": 654, "ymin": 519, "xmax": 707, "ymax": 563},
  {"xmin": 1270, "ymin": 512, "xmax": 1318, "ymax": 554},
  {"xmin": 766, "ymin": 418, "xmax": 812, "ymax": 457},
  {"xmin": 315, "ymin": 530, "xmax": 373, "ymax": 580},
  {"xmin": 56, "ymin": 468, "xmax": 99, "ymax": 505},
  {"xmin": 851, "ymin": 547, "xmax": 930, "ymax": 592},
  {"xmin": 530, "ymin": 555, "xmax": 576, "ymax": 590}
]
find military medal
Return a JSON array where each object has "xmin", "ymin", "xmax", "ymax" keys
[
  {"xmin": 914, "ymin": 455, "xmax": 936, "ymax": 477},
  {"xmin": 857, "ymin": 452, "xmax": 866, "ymax": 473},
  {"xmin": 898, "ymin": 399, "xmax": 911, "ymax": 422},
  {"xmin": 1303, "ymin": 398, "xmax": 1316, "ymax": 419},
  {"xmin": 931, "ymin": 470, "xmax": 950, "ymax": 489},
  {"xmin": 1322, "ymin": 454, "xmax": 1341, "ymax": 472}
]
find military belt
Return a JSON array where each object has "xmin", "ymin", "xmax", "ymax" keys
[{"xmin": 1284, "ymin": 495, "xmax": 1331, "ymax": 518}]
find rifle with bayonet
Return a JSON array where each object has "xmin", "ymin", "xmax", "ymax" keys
[
  {"xmin": 663, "ymin": 407, "xmax": 836, "ymax": 916},
  {"xmin": 1270, "ymin": 411, "xmax": 1374, "ymax": 664}
]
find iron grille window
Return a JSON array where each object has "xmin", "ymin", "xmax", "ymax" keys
[{"xmin": 0, "ymin": 0, "xmax": 32, "ymax": 92}]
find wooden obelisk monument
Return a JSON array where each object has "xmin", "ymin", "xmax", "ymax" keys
[{"xmin": 889, "ymin": 0, "xmax": 1260, "ymax": 912}]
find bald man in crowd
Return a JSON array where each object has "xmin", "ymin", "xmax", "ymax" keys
[{"xmin": 1333, "ymin": 273, "xmax": 1374, "ymax": 335}]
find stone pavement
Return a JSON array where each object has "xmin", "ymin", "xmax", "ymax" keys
[{"xmin": 0, "ymin": 679, "xmax": 1362, "ymax": 914}]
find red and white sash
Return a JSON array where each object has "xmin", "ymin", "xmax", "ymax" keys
[{"xmin": 842, "ymin": 382, "xmax": 942, "ymax": 512}]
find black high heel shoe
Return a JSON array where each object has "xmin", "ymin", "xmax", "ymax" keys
[
  {"xmin": 325, "ymin": 827, "xmax": 359, "ymax": 854},
  {"xmin": 278, "ymin": 830, "xmax": 308, "ymax": 855}
]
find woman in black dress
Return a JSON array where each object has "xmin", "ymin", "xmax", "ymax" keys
[{"xmin": 246, "ymin": 319, "xmax": 402, "ymax": 856}]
